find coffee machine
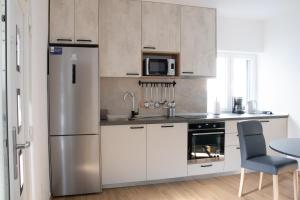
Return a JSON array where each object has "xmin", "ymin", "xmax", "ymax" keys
[{"xmin": 232, "ymin": 97, "xmax": 245, "ymax": 114}]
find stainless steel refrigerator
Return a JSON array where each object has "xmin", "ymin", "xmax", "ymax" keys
[{"xmin": 48, "ymin": 46, "xmax": 101, "ymax": 197}]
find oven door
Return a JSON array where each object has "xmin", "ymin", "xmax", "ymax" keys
[
  {"xmin": 188, "ymin": 132, "xmax": 225, "ymax": 163},
  {"xmin": 147, "ymin": 59, "xmax": 168, "ymax": 76}
]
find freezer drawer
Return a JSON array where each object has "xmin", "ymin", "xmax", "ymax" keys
[{"xmin": 50, "ymin": 135, "xmax": 101, "ymax": 196}]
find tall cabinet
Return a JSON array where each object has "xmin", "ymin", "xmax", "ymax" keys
[
  {"xmin": 50, "ymin": 0, "xmax": 99, "ymax": 44},
  {"xmin": 100, "ymin": 0, "xmax": 142, "ymax": 77},
  {"xmin": 180, "ymin": 6, "xmax": 216, "ymax": 77}
]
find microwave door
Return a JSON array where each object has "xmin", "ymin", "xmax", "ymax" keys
[{"xmin": 148, "ymin": 59, "xmax": 168, "ymax": 75}]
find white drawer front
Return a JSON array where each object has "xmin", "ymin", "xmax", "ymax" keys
[
  {"xmin": 225, "ymin": 120, "xmax": 238, "ymax": 134},
  {"xmin": 188, "ymin": 161, "xmax": 224, "ymax": 176},
  {"xmin": 225, "ymin": 133, "xmax": 239, "ymax": 146}
]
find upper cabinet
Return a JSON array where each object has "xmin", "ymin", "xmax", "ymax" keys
[
  {"xmin": 74, "ymin": 0, "xmax": 99, "ymax": 44},
  {"xmin": 142, "ymin": 2, "xmax": 181, "ymax": 53},
  {"xmin": 50, "ymin": 0, "xmax": 75, "ymax": 43},
  {"xmin": 100, "ymin": 0, "xmax": 142, "ymax": 77},
  {"xmin": 49, "ymin": 0, "xmax": 99, "ymax": 44},
  {"xmin": 180, "ymin": 6, "xmax": 216, "ymax": 77}
]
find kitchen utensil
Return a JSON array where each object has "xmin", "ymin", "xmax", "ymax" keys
[
  {"xmin": 154, "ymin": 85, "xmax": 160, "ymax": 108},
  {"xmin": 170, "ymin": 85, "xmax": 176, "ymax": 108},
  {"xmin": 159, "ymin": 84, "xmax": 165, "ymax": 104},
  {"xmin": 247, "ymin": 100, "xmax": 257, "ymax": 114},
  {"xmin": 149, "ymin": 84, "xmax": 154, "ymax": 108},
  {"xmin": 144, "ymin": 85, "xmax": 150, "ymax": 108}
]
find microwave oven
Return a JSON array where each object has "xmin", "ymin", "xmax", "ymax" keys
[{"xmin": 143, "ymin": 57, "xmax": 175, "ymax": 76}]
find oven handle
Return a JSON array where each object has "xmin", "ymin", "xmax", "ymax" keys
[{"xmin": 192, "ymin": 132, "xmax": 224, "ymax": 136}]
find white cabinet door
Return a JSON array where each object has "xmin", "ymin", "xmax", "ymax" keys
[
  {"xmin": 142, "ymin": 2, "xmax": 180, "ymax": 53},
  {"xmin": 101, "ymin": 125, "xmax": 146, "ymax": 185},
  {"xmin": 75, "ymin": 0, "xmax": 99, "ymax": 44},
  {"xmin": 147, "ymin": 123, "xmax": 187, "ymax": 180},
  {"xmin": 261, "ymin": 118, "xmax": 288, "ymax": 155},
  {"xmin": 100, "ymin": 0, "xmax": 141, "ymax": 77},
  {"xmin": 180, "ymin": 6, "xmax": 216, "ymax": 77},
  {"xmin": 50, "ymin": 0, "xmax": 75, "ymax": 43},
  {"xmin": 224, "ymin": 146, "xmax": 241, "ymax": 172}
]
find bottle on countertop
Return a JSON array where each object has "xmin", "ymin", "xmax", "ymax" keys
[{"xmin": 213, "ymin": 98, "xmax": 221, "ymax": 115}]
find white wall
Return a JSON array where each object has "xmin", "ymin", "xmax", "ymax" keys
[
  {"xmin": 30, "ymin": 0, "xmax": 50, "ymax": 199},
  {"xmin": 217, "ymin": 17, "xmax": 264, "ymax": 52},
  {"xmin": 257, "ymin": 8, "xmax": 300, "ymax": 138}
]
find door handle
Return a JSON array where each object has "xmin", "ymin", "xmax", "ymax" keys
[
  {"xmin": 16, "ymin": 141, "xmax": 31, "ymax": 149},
  {"xmin": 161, "ymin": 125, "xmax": 174, "ymax": 128},
  {"xmin": 76, "ymin": 39, "xmax": 92, "ymax": 42},
  {"xmin": 12, "ymin": 127, "xmax": 31, "ymax": 179},
  {"xmin": 72, "ymin": 64, "xmax": 76, "ymax": 84}
]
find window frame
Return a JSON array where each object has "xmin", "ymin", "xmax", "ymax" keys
[{"xmin": 209, "ymin": 52, "xmax": 257, "ymax": 112}]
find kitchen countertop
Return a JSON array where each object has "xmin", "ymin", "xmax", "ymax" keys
[{"xmin": 100, "ymin": 113, "xmax": 288, "ymax": 126}]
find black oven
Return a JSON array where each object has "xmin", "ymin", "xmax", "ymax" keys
[{"xmin": 188, "ymin": 122, "xmax": 225, "ymax": 164}]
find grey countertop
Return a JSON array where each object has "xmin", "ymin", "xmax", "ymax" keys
[{"xmin": 100, "ymin": 113, "xmax": 288, "ymax": 126}]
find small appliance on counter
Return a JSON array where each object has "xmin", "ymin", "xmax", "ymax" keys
[
  {"xmin": 247, "ymin": 100, "xmax": 257, "ymax": 114},
  {"xmin": 232, "ymin": 97, "xmax": 245, "ymax": 114}
]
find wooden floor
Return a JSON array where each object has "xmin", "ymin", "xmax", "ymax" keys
[{"xmin": 53, "ymin": 173, "xmax": 298, "ymax": 200}]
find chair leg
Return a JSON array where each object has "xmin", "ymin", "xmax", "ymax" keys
[
  {"xmin": 258, "ymin": 172, "xmax": 263, "ymax": 191},
  {"xmin": 238, "ymin": 168, "xmax": 245, "ymax": 197},
  {"xmin": 273, "ymin": 175, "xmax": 279, "ymax": 200},
  {"xmin": 293, "ymin": 170, "xmax": 298, "ymax": 200},
  {"xmin": 297, "ymin": 170, "xmax": 299, "ymax": 195}
]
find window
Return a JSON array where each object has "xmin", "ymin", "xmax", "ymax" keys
[{"xmin": 207, "ymin": 53, "xmax": 257, "ymax": 112}]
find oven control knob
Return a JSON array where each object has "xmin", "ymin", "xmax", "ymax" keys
[
  {"xmin": 213, "ymin": 124, "xmax": 217, "ymax": 128},
  {"xmin": 198, "ymin": 125, "xmax": 202, "ymax": 128}
]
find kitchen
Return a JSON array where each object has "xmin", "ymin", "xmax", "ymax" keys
[{"xmin": 2, "ymin": 0, "xmax": 300, "ymax": 200}]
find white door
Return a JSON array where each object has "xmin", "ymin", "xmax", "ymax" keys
[
  {"xmin": 7, "ymin": 0, "xmax": 32, "ymax": 199},
  {"xmin": 0, "ymin": 0, "xmax": 9, "ymax": 199}
]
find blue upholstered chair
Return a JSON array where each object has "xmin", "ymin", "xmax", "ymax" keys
[{"xmin": 237, "ymin": 120, "xmax": 298, "ymax": 200}]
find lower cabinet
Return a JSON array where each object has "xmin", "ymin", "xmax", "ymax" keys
[
  {"xmin": 101, "ymin": 125, "xmax": 147, "ymax": 185},
  {"xmin": 147, "ymin": 123, "xmax": 188, "ymax": 180},
  {"xmin": 261, "ymin": 118, "xmax": 288, "ymax": 155},
  {"xmin": 188, "ymin": 161, "xmax": 224, "ymax": 176},
  {"xmin": 101, "ymin": 117, "xmax": 288, "ymax": 186},
  {"xmin": 224, "ymin": 146, "xmax": 241, "ymax": 172}
]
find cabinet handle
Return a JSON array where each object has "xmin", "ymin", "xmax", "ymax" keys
[
  {"xmin": 126, "ymin": 73, "xmax": 139, "ymax": 76},
  {"xmin": 201, "ymin": 164, "xmax": 213, "ymax": 168},
  {"xmin": 182, "ymin": 71, "xmax": 194, "ymax": 74},
  {"xmin": 161, "ymin": 125, "xmax": 174, "ymax": 128},
  {"xmin": 259, "ymin": 120, "xmax": 270, "ymax": 123},
  {"xmin": 77, "ymin": 39, "xmax": 92, "ymax": 42},
  {"xmin": 130, "ymin": 126, "xmax": 144, "ymax": 129},
  {"xmin": 56, "ymin": 38, "xmax": 72, "ymax": 42},
  {"xmin": 236, "ymin": 147, "xmax": 240, "ymax": 150},
  {"xmin": 72, "ymin": 64, "xmax": 76, "ymax": 84},
  {"xmin": 143, "ymin": 46, "xmax": 156, "ymax": 50}
]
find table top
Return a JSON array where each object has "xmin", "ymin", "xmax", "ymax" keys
[{"xmin": 269, "ymin": 138, "xmax": 300, "ymax": 158}]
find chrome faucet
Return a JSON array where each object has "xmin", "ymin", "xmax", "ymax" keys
[{"xmin": 123, "ymin": 91, "xmax": 139, "ymax": 119}]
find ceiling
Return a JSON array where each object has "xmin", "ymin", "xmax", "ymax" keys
[{"xmin": 147, "ymin": 0, "xmax": 299, "ymax": 20}]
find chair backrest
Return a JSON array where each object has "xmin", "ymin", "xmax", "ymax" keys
[{"xmin": 237, "ymin": 120, "xmax": 266, "ymax": 162}]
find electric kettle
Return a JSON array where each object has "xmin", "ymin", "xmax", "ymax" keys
[{"xmin": 247, "ymin": 100, "xmax": 257, "ymax": 114}]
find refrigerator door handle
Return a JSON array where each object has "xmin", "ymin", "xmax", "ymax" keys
[{"xmin": 72, "ymin": 64, "xmax": 76, "ymax": 84}]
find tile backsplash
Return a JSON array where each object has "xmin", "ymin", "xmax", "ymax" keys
[{"xmin": 100, "ymin": 78, "xmax": 207, "ymax": 117}]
